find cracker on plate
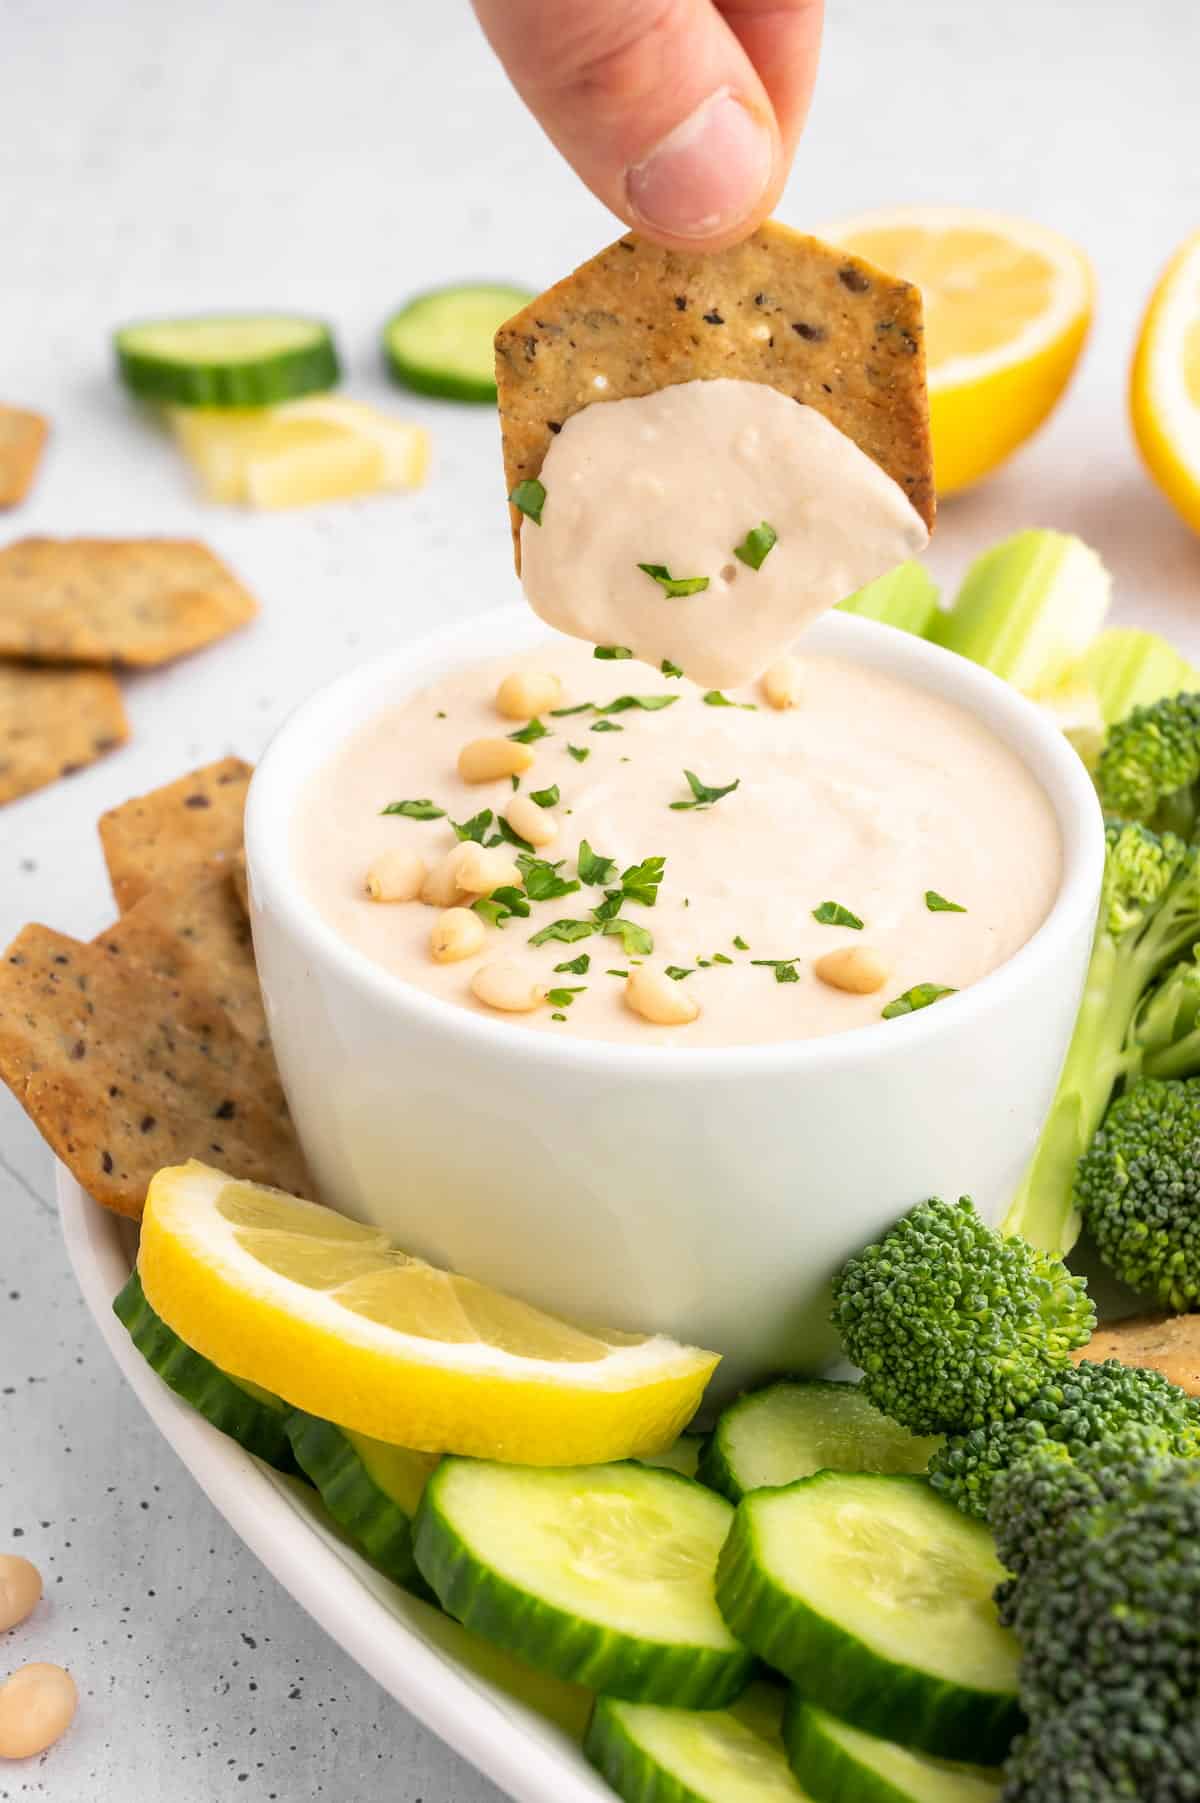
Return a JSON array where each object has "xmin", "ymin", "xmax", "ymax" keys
[
  {"xmin": 0, "ymin": 923, "xmax": 307, "ymax": 1219},
  {"xmin": 98, "ymin": 755, "xmax": 253, "ymax": 911},
  {"xmin": 0, "ymin": 406, "xmax": 49, "ymax": 507},
  {"xmin": 1074, "ymin": 1313, "xmax": 1200, "ymax": 1396},
  {"xmin": 0, "ymin": 661, "xmax": 129, "ymax": 806},
  {"xmin": 496, "ymin": 221, "xmax": 934, "ymax": 565},
  {"xmin": 0, "ymin": 537, "xmax": 258, "ymax": 666},
  {"xmin": 94, "ymin": 859, "xmax": 267, "ymax": 1051},
  {"xmin": 229, "ymin": 848, "xmax": 250, "ymax": 917}
]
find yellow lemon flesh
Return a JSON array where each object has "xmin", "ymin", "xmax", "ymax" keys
[
  {"xmin": 1131, "ymin": 230, "xmax": 1200, "ymax": 535},
  {"xmin": 823, "ymin": 206, "xmax": 1094, "ymax": 495},
  {"xmin": 137, "ymin": 1162, "xmax": 718, "ymax": 1464},
  {"xmin": 169, "ymin": 398, "xmax": 429, "ymax": 508}
]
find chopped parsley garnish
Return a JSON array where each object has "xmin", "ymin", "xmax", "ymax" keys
[
  {"xmin": 661, "ymin": 658, "xmax": 683, "ymax": 678},
  {"xmin": 546, "ymin": 986, "xmax": 586, "ymax": 1008},
  {"xmin": 882, "ymin": 983, "xmax": 958, "ymax": 1020},
  {"xmin": 594, "ymin": 693, "xmax": 679, "ymax": 716},
  {"xmin": 603, "ymin": 918, "xmax": 654, "ymax": 956},
  {"xmin": 702, "ymin": 690, "xmax": 756, "ymax": 710},
  {"xmin": 926, "ymin": 891, "xmax": 968, "ymax": 914},
  {"xmin": 578, "ymin": 840, "xmax": 617, "ymax": 887},
  {"xmin": 508, "ymin": 717, "xmax": 549, "ymax": 745},
  {"xmin": 712, "ymin": 952, "xmax": 733, "ymax": 965},
  {"xmin": 733, "ymin": 935, "xmax": 750, "ymax": 951},
  {"xmin": 606, "ymin": 968, "xmax": 628, "ymax": 978},
  {"xmin": 511, "ymin": 774, "xmax": 521, "ymax": 792},
  {"xmin": 567, "ymin": 745, "xmax": 590, "ymax": 763},
  {"xmin": 752, "ymin": 956, "xmax": 802, "ymax": 985},
  {"xmin": 697, "ymin": 958, "xmax": 712, "ymax": 968},
  {"xmin": 638, "ymin": 562, "xmax": 710, "ymax": 598},
  {"xmin": 591, "ymin": 720, "xmax": 623, "ymax": 733},
  {"xmin": 620, "ymin": 855, "xmax": 666, "ymax": 907},
  {"xmin": 553, "ymin": 952, "xmax": 591, "ymax": 975},
  {"xmin": 509, "ymin": 478, "xmax": 545, "ymax": 524},
  {"xmin": 550, "ymin": 702, "xmax": 595, "ymax": 717},
  {"xmin": 517, "ymin": 854, "xmax": 580, "ymax": 903},
  {"xmin": 493, "ymin": 816, "xmax": 535, "ymax": 853},
  {"xmin": 812, "ymin": 901, "xmax": 865, "ymax": 930},
  {"xmin": 665, "ymin": 966, "xmax": 693, "ymax": 981},
  {"xmin": 530, "ymin": 784, "xmax": 560, "ymax": 809},
  {"xmin": 670, "ymin": 770, "xmax": 741, "ymax": 810},
  {"xmin": 733, "ymin": 522, "xmax": 777, "ymax": 570},
  {"xmin": 592, "ymin": 889, "xmax": 624, "ymax": 924},
  {"xmin": 594, "ymin": 646, "xmax": 633, "ymax": 660},
  {"xmin": 452, "ymin": 809, "xmax": 493, "ymax": 843},
  {"xmin": 528, "ymin": 918, "xmax": 595, "ymax": 947},
  {"xmin": 472, "ymin": 887, "xmax": 530, "ymax": 928},
  {"xmin": 551, "ymin": 1012, "xmax": 567, "ymax": 1021},
  {"xmin": 380, "ymin": 798, "xmax": 445, "ymax": 820}
]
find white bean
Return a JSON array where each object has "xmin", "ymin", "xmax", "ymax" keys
[
  {"xmin": 431, "ymin": 908, "xmax": 486, "ymax": 964},
  {"xmin": 470, "ymin": 960, "xmax": 547, "ymax": 1013},
  {"xmin": 625, "ymin": 963, "xmax": 701, "ymax": 1026},
  {"xmin": 420, "ymin": 847, "xmax": 467, "ymax": 909},
  {"xmin": 504, "ymin": 793, "xmax": 557, "ymax": 848},
  {"xmin": 495, "ymin": 670, "xmax": 562, "ymax": 721},
  {"xmin": 762, "ymin": 655, "xmax": 803, "ymax": 710},
  {"xmin": 0, "ymin": 1664, "xmax": 77, "ymax": 1760},
  {"xmin": 0, "ymin": 1556, "xmax": 41, "ymax": 1634},
  {"xmin": 452, "ymin": 842, "xmax": 521, "ymax": 896},
  {"xmin": 814, "ymin": 946, "xmax": 890, "ymax": 994},
  {"xmin": 364, "ymin": 848, "xmax": 426, "ymax": 903},
  {"xmin": 458, "ymin": 737, "xmax": 536, "ymax": 784}
]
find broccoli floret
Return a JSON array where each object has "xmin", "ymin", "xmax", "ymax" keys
[
  {"xmin": 1073, "ymin": 1078, "xmax": 1200, "ymax": 1309},
  {"xmin": 1004, "ymin": 822, "xmax": 1200, "ymax": 1254},
  {"xmin": 831, "ymin": 1197, "xmax": 1094, "ymax": 1436},
  {"xmin": 990, "ymin": 1435, "xmax": 1200, "ymax": 1803},
  {"xmin": 928, "ymin": 1357, "xmax": 1200, "ymax": 1518},
  {"xmin": 1096, "ymin": 690, "xmax": 1200, "ymax": 837},
  {"xmin": 1133, "ymin": 946, "xmax": 1200, "ymax": 1079}
]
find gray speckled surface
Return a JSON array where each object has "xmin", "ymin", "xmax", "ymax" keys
[{"xmin": 2, "ymin": 0, "xmax": 1198, "ymax": 1794}]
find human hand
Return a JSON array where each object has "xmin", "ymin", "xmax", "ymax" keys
[{"xmin": 472, "ymin": 0, "xmax": 824, "ymax": 251}]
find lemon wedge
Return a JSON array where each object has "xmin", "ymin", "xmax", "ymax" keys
[
  {"xmin": 168, "ymin": 399, "xmax": 429, "ymax": 508},
  {"xmin": 1130, "ymin": 230, "xmax": 1200, "ymax": 535},
  {"xmin": 137, "ymin": 1162, "xmax": 718, "ymax": 1464},
  {"xmin": 822, "ymin": 206, "xmax": 1094, "ymax": 495}
]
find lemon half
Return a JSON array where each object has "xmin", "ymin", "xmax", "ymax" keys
[{"xmin": 1131, "ymin": 229, "xmax": 1200, "ymax": 535}]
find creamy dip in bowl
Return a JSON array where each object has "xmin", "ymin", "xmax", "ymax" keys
[{"xmin": 247, "ymin": 606, "xmax": 1104, "ymax": 1400}]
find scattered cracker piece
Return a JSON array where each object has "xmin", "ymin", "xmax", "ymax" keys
[
  {"xmin": 0, "ymin": 663, "xmax": 128, "ymax": 806},
  {"xmin": 98, "ymin": 756, "xmax": 252, "ymax": 911},
  {"xmin": 0, "ymin": 537, "xmax": 257, "ymax": 666},
  {"xmin": 1073, "ymin": 1313, "xmax": 1200, "ymax": 1396},
  {"xmin": 230, "ymin": 849, "xmax": 250, "ymax": 917},
  {"xmin": 94, "ymin": 860, "xmax": 267, "ymax": 1051},
  {"xmin": 496, "ymin": 222, "xmax": 934, "ymax": 566},
  {"xmin": 0, "ymin": 923, "xmax": 307, "ymax": 1219},
  {"xmin": 0, "ymin": 407, "xmax": 49, "ymax": 507}
]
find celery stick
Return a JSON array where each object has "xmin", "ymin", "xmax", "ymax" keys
[
  {"xmin": 932, "ymin": 530, "xmax": 1111, "ymax": 693},
  {"xmin": 1036, "ymin": 673, "xmax": 1107, "ymax": 770},
  {"xmin": 838, "ymin": 561, "xmax": 940, "ymax": 637},
  {"xmin": 1082, "ymin": 626, "xmax": 1199, "ymax": 725}
]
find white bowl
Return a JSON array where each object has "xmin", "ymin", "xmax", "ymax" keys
[{"xmin": 246, "ymin": 607, "xmax": 1105, "ymax": 1401}]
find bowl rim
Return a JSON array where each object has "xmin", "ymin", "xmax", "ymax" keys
[{"xmin": 246, "ymin": 604, "xmax": 1106, "ymax": 1080}]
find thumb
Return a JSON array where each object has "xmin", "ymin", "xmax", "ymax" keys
[{"xmin": 473, "ymin": 0, "xmax": 808, "ymax": 250}]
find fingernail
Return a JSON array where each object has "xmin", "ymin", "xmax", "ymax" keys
[{"xmin": 626, "ymin": 89, "xmax": 774, "ymax": 239}]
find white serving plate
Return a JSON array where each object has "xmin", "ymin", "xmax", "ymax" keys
[{"xmin": 58, "ymin": 1164, "xmax": 612, "ymax": 1803}]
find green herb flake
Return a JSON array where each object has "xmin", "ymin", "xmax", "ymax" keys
[
  {"xmin": 528, "ymin": 918, "xmax": 596, "ymax": 948},
  {"xmin": 752, "ymin": 956, "xmax": 802, "ymax": 985},
  {"xmin": 733, "ymin": 935, "xmax": 750, "ymax": 951},
  {"xmin": 508, "ymin": 717, "xmax": 549, "ymax": 745},
  {"xmin": 697, "ymin": 959, "xmax": 712, "ymax": 968},
  {"xmin": 578, "ymin": 840, "xmax": 617, "ymax": 887},
  {"xmin": 553, "ymin": 952, "xmax": 591, "ymax": 975},
  {"xmin": 702, "ymin": 688, "xmax": 756, "ymax": 711},
  {"xmin": 509, "ymin": 478, "xmax": 546, "ymax": 525},
  {"xmin": 665, "ymin": 966, "xmax": 694, "ymax": 981},
  {"xmin": 620, "ymin": 855, "xmax": 666, "ymax": 907},
  {"xmin": 661, "ymin": 659, "xmax": 683, "ymax": 679},
  {"xmin": 567, "ymin": 745, "xmax": 590, "ymax": 763},
  {"xmin": 547, "ymin": 986, "xmax": 586, "ymax": 1008},
  {"xmin": 712, "ymin": 953, "xmax": 733, "ymax": 965},
  {"xmin": 510, "ymin": 774, "xmax": 521, "ymax": 792},
  {"xmin": 452, "ymin": 809, "xmax": 494, "ymax": 843},
  {"xmin": 594, "ymin": 694, "xmax": 679, "ymax": 716},
  {"xmin": 517, "ymin": 854, "xmax": 581, "ymax": 903},
  {"xmin": 591, "ymin": 720, "xmax": 624, "ymax": 733},
  {"xmin": 472, "ymin": 887, "xmax": 531, "ymax": 929},
  {"xmin": 435, "ymin": 711, "xmax": 447, "ymax": 720},
  {"xmin": 637, "ymin": 562, "xmax": 710, "ymax": 599},
  {"xmin": 594, "ymin": 646, "xmax": 633, "ymax": 661},
  {"xmin": 602, "ymin": 918, "xmax": 654, "ymax": 956},
  {"xmin": 733, "ymin": 522, "xmax": 778, "ymax": 571},
  {"xmin": 812, "ymin": 901, "xmax": 865, "ymax": 930},
  {"xmin": 605, "ymin": 968, "xmax": 628, "ymax": 978},
  {"xmin": 882, "ymin": 983, "xmax": 958, "ymax": 1020},
  {"xmin": 380, "ymin": 798, "xmax": 445, "ymax": 820},
  {"xmin": 670, "ymin": 769, "xmax": 741, "ymax": 811},
  {"xmin": 529, "ymin": 785, "xmax": 560, "ymax": 809},
  {"xmin": 551, "ymin": 1012, "xmax": 567, "ymax": 1021},
  {"xmin": 592, "ymin": 889, "xmax": 624, "ymax": 924},
  {"xmin": 926, "ymin": 891, "xmax": 968, "ymax": 914},
  {"xmin": 551, "ymin": 702, "xmax": 595, "ymax": 717}
]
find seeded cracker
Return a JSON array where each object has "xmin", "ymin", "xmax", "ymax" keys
[
  {"xmin": 0, "ymin": 663, "xmax": 129, "ymax": 805},
  {"xmin": 0, "ymin": 406, "xmax": 49, "ymax": 507},
  {"xmin": 0, "ymin": 537, "xmax": 257, "ymax": 666},
  {"xmin": 1074, "ymin": 1314, "xmax": 1200, "ymax": 1397},
  {"xmin": 98, "ymin": 756, "xmax": 252, "ymax": 911},
  {"xmin": 0, "ymin": 924, "xmax": 308, "ymax": 1219},
  {"xmin": 495, "ymin": 221, "xmax": 934, "ymax": 566}
]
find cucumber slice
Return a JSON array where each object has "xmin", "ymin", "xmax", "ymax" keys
[
  {"xmin": 383, "ymin": 284, "xmax": 532, "ymax": 402},
  {"xmin": 716, "ymin": 1473, "xmax": 1020, "ymax": 1764},
  {"xmin": 113, "ymin": 1271, "xmax": 296, "ymax": 1473},
  {"xmin": 585, "ymin": 1684, "xmax": 807, "ymax": 1803},
  {"xmin": 413, "ymin": 1458, "xmax": 753, "ymax": 1705},
  {"xmin": 638, "ymin": 1433, "xmax": 702, "ymax": 1479},
  {"xmin": 699, "ymin": 1381, "xmax": 940, "ymax": 1503},
  {"xmin": 285, "ymin": 1412, "xmax": 438, "ymax": 1593},
  {"xmin": 115, "ymin": 315, "xmax": 339, "ymax": 407},
  {"xmin": 784, "ymin": 1700, "xmax": 1002, "ymax": 1803}
]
